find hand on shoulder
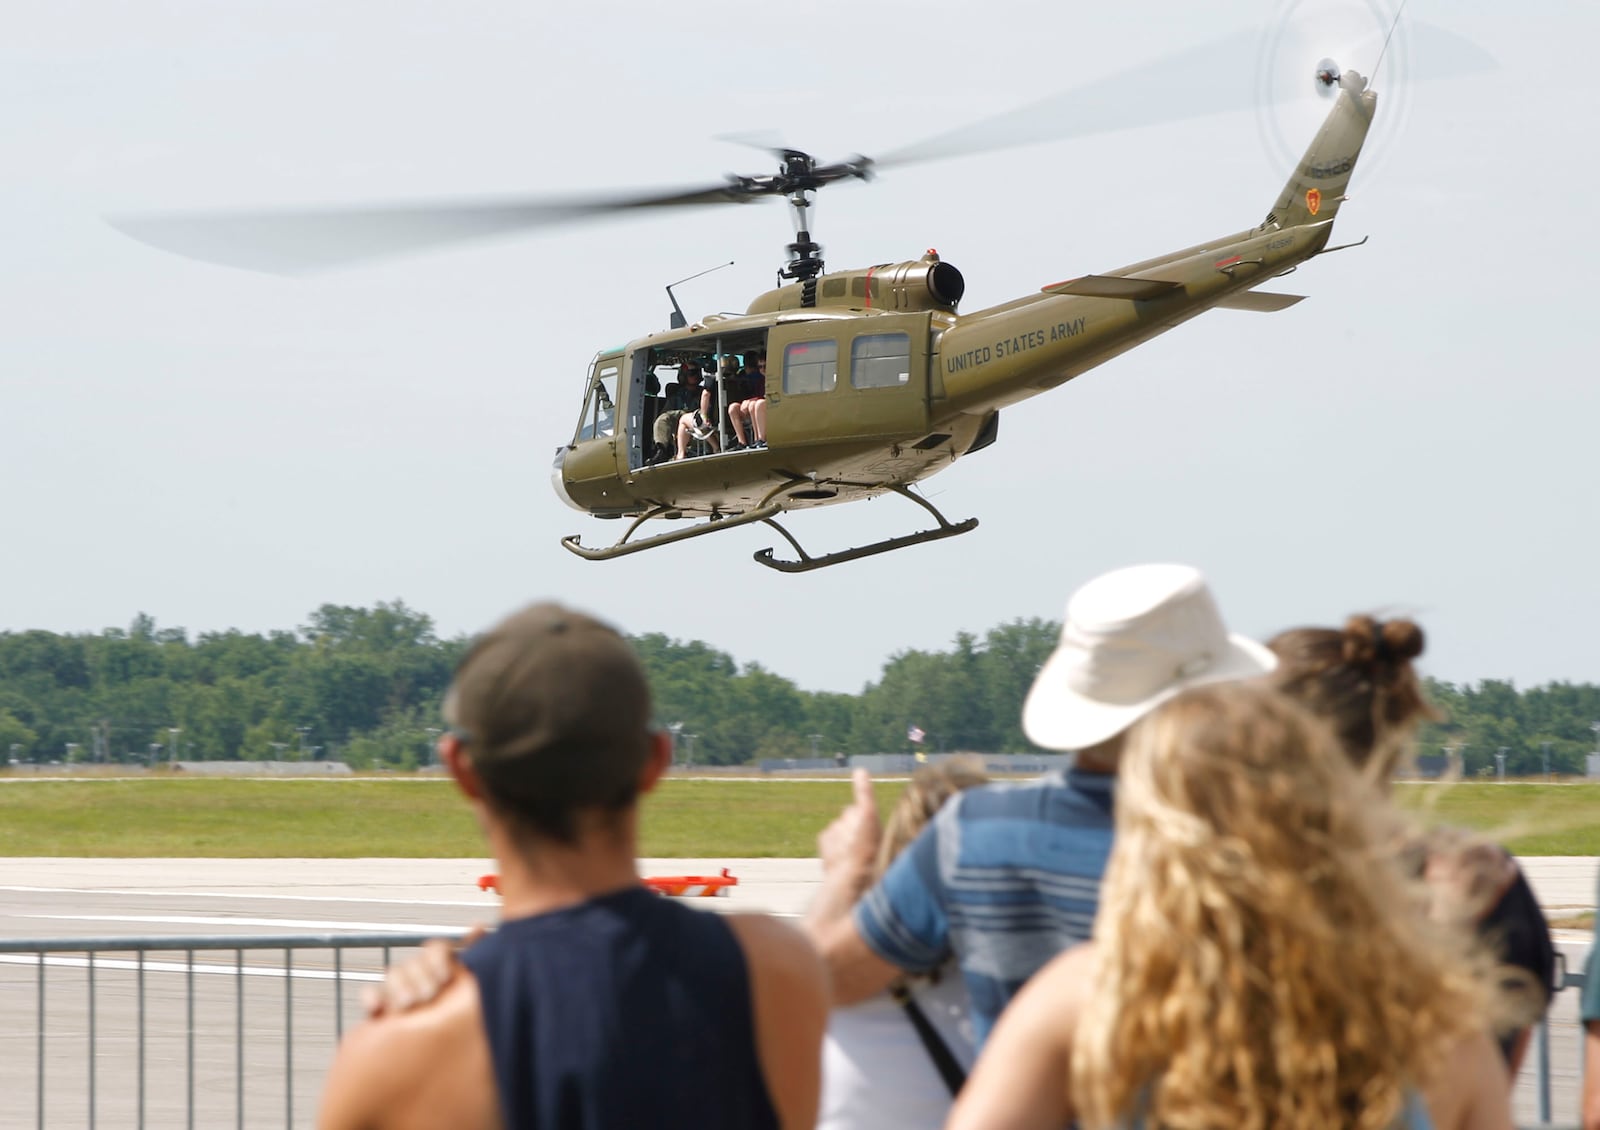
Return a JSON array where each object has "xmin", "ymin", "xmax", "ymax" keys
[{"xmin": 362, "ymin": 925, "xmax": 487, "ymax": 1019}]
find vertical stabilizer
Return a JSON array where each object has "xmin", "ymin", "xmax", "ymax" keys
[{"xmin": 1263, "ymin": 75, "xmax": 1378, "ymax": 230}]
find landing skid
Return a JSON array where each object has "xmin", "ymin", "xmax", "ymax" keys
[
  {"xmin": 561, "ymin": 481, "xmax": 977, "ymax": 570},
  {"xmin": 753, "ymin": 484, "xmax": 977, "ymax": 573}
]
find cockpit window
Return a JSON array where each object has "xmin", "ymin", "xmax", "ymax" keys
[{"xmin": 576, "ymin": 363, "xmax": 620, "ymax": 441}]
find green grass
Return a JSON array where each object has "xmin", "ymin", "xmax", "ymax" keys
[
  {"xmin": 0, "ymin": 777, "xmax": 1595, "ymax": 858},
  {"xmin": 1391, "ymin": 782, "xmax": 1600, "ymax": 856},
  {"xmin": 0, "ymin": 780, "xmax": 481, "ymax": 857},
  {"xmin": 638, "ymin": 779, "xmax": 902, "ymax": 857},
  {"xmin": 0, "ymin": 777, "xmax": 891, "ymax": 858},
  {"xmin": 1549, "ymin": 913, "xmax": 1595, "ymax": 931}
]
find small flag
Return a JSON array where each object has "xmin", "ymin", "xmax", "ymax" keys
[{"xmin": 907, "ymin": 725, "xmax": 926, "ymax": 744}]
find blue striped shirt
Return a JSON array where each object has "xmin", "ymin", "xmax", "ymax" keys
[{"xmin": 854, "ymin": 768, "xmax": 1114, "ymax": 1045}]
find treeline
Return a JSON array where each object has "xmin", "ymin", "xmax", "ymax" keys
[
  {"xmin": 1419, "ymin": 681, "xmax": 1600, "ymax": 777},
  {"xmin": 1, "ymin": 604, "xmax": 1596, "ymax": 772}
]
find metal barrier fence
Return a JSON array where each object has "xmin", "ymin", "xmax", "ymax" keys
[
  {"xmin": 1530, "ymin": 961, "xmax": 1588, "ymax": 1128},
  {"xmin": 0, "ymin": 932, "xmax": 1590, "ymax": 1128},
  {"xmin": 0, "ymin": 932, "xmax": 459, "ymax": 1129}
]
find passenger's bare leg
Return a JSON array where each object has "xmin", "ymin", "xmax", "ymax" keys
[
  {"xmin": 729, "ymin": 403, "xmax": 749, "ymax": 446},
  {"xmin": 751, "ymin": 399, "xmax": 767, "ymax": 442}
]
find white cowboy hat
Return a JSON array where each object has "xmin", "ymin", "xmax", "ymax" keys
[{"xmin": 1022, "ymin": 563, "xmax": 1277, "ymax": 752}]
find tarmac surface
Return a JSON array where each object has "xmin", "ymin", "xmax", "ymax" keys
[{"xmin": 0, "ymin": 855, "xmax": 1593, "ymax": 1127}]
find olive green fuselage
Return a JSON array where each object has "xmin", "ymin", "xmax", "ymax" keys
[{"xmin": 555, "ymin": 218, "xmax": 1325, "ymax": 519}]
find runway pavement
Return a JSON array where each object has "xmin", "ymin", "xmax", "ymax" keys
[{"xmin": 0, "ymin": 856, "xmax": 1593, "ymax": 1128}]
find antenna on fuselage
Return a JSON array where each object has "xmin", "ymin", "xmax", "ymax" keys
[{"xmin": 666, "ymin": 261, "xmax": 734, "ymax": 329}]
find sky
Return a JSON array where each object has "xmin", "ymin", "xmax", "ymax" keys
[{"xmin": 4, "ymin": 0, "xmax": 1597, "ymax": 697}]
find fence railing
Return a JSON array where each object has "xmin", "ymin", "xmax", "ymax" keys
[
  {"xmin": 0, "ymin": 932, "xmax": 1590, "ymax": 1128},
  {"xmin": 0, "ymin": 932, "xmax": 460, "ymax": 1129},
  {"xmin": 1530, "ymin": 959, "xmax": 1588, "ymax": 1128}
]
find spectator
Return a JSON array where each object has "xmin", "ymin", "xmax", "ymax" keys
[
  {"xmin": 729, "ymin": 353, "xmax": 767, "ymax": 449},
  {"xmin": 650, "ymin": 362, "xmax": 702, "ymax": 464},
  {"xmin": 1269, "ymin": 616, "xmax": 1556, "ymax": 1077},
  {"xmin": 815, "ymin": 761, "xmax": 987, "ymax": 1130},
  {"xmin": 947, "ymin": 683, "xmax": 1512, "ymax": 1130},
  {"xmin": 805, "ymin": 563, "xmax": 1276, "ymax": 1046},
  {"xmin": 317, "ymin": 603, "xmax": 827, "ymax": 1130}
]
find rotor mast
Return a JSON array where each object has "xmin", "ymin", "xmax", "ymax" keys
[{"xmin": 742, "ymin": 149, "xmax": 871, "ymax": 305}]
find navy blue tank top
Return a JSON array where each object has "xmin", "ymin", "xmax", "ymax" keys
[{"xmin": 463, "ymin": 886, "xmax": 778, "ymax": 1130}]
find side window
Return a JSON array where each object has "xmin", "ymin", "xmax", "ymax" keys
[
  {"xmin": 851, "ymin": 333, "xmax": 911, "ymax": 389},
  {"xmin": 576, "ymin": 364, "xmax": 620, "ymax": 440},
  {"xmin": 783, "ymin": 340, "xmax": 838, "ymax": 395}
]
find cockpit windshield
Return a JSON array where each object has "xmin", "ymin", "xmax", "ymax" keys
[{"xmin": 575, "ymin": 359, "xmax": 620, "ymax": 442}]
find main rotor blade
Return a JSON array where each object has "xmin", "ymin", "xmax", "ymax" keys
[
  {"xmin": 873, "ymin": 19, "xmax": 1494, "ymax": 170},
  {"xmin": 109, "ymin": 184, "xmax": 750, "ymax": 275},
  {"xmin": 110, "ymin": 20, "xmax": 1492, "ymax": 275}
]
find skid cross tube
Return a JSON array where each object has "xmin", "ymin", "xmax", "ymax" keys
[{"xmin": 754, "ymin": 484, "xmax": 977, "ymax": 573}]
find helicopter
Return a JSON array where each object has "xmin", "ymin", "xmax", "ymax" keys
[
  {"xmin": 114, "ymin": 53, "xmax": 1386, "ymax": 572},
  {"xmin": 543, "ymin": 65, "xmax": 1377, "ymax": 572}
]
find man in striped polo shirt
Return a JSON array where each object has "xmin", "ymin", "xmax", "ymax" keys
[{"xmin": 807, "ymin": 564, "xmax": 1276, "ymax": 1046}]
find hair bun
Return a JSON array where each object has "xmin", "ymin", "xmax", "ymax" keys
[
  {"xmin": 1341, "ymin": 615, "xmax": 1425, "ymax": 665},
  {"xmin": 1379, "ymin": 618, "xmax": 1425, "ymax": 662}
]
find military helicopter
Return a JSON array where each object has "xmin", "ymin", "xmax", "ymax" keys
[
  {"xmin": 557, "ymin": 66, "xmax": 1377, "ymax": 572},
  {"xmin": 115, "ymin": 45, "xmax": 1397, "ymax": 571}
]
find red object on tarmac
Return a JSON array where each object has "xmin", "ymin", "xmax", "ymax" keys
[
  {"xmin": 475, "ymin": 867, "xmax": 737, "ymax": 898},
  {"xmin": 642, "ymin": 867, "xmax": 739, "ymax": 898}
]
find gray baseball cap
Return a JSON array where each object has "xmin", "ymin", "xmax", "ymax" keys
[{"xmin": 447, "ymin": 603, "xmax": 653, "ymax": 811}]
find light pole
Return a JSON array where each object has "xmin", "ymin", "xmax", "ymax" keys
[
  {"xmin": 1541, "ymin": 740, "xmax": 1551, "ymax": 780},
  {"xmin": 425, "ymin": 727, "xmax": 441, "ymax": 769},
  {"xmin": 296, "ymin": 726, "xmax": 311, "ymax": 761},
  {"xmin": 168, "ymin": 728, "xmax": 181, "ymax": 767},
  {"xmin": 681, "ymin": 733, "xmax": 698, "ymax": 768},
  {"xmin": 1495, "ymin": 747, "xmax": 1508, "ymax": 782}
]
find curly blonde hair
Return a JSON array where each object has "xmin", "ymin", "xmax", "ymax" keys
[{"xmin": 1070, "ymin": 683, "xmax": 1491, "ymax": 1130}]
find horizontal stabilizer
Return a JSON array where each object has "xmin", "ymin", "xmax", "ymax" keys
[
  {"xmin": 1042, "ymin": 274, "xmax": 1182, "ymax": 301},
  {"xmin": 1215, "ymin": 290, "xmax": 1306, "ymax": 312}
]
